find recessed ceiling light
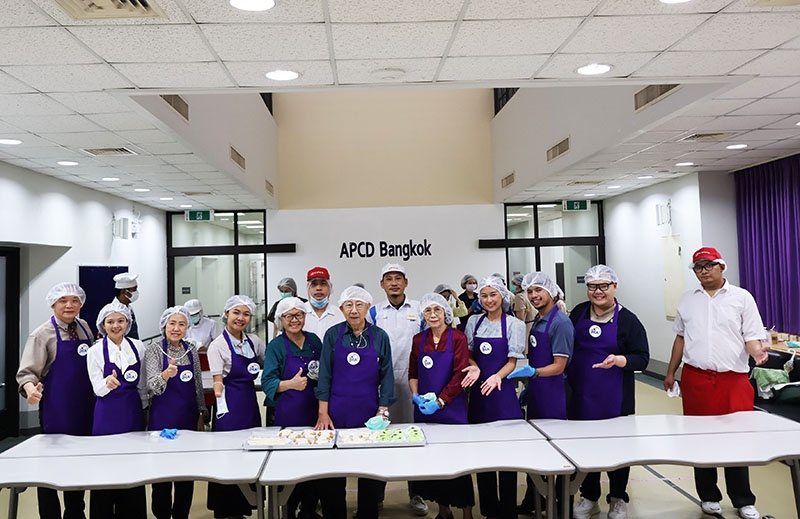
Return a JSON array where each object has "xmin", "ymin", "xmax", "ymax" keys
[
  {"xmin": 675, "ymin": 162, "xmax": 694, "ymax": 166},
  {"xmin": 180, "ymin": 204, "xmax": 192, "ymax": 208},
  {"xmin": 229, "ymin": 0, "xmax": 275, "ymax": 11},
  {"xmin": 101, "ymin": 177, "xmax": 120, "ymax": 181},
  {"xmin": 638, "ymin": 175, "xmax": 654, "ymax": 179},
  {"xmin": 795, "ymin": 121, "xmax": 800, "ymax": 126},
  {"xmin": 266, "ymin": 69, "xmax": 299, "ymax": 81},
  {"xmin": 576, "ymin": 63, "xmax": 612, "ymax": 76},
  {"xmin": 726, "ymin": 144, "xmax": 748, "ymax": 150},
  {"xmin": 57, "ymin": 160, "xmax": 79, "ymax": 166},
  {"xmin": 134, "ymin": 188, "xmax": 150, "ymax": 192},
  {"xmin": 608, "ymin": 185, "xmax": 621, "ymax": 189},
  {"xmin": 160, "ymin": 197, "xmax": 173, "ymax": 201},
  {"xmin": 660, "ymin": 0, "xmax": 693, "ymax": 3},
  {"xmin": 584, "ymin": 193, "xmax": 596, "ymax": 197},
  {"xmin": 0, "ymin": 138, "xmax": 22, "ymax": 145}
]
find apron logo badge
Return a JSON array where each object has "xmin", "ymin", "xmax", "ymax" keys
[
  {"xmin": 589, "ymin": 325, "xmax": 602, "ymax": 338},
  {"xmin": 422, "ymin": 356, "xmax": 434, "ymax": 369},
  {"xmin": 123, "ymin": 369, "xmax": 138, "ymax": 383},
  {"xmin": 347, "ymin": 352, "xmax": 361, "ymax": 365},
  {"xmin": 180, "ymin": 370, "xmax": 193, "ymax": 382},
  {"xmin": 247, "ymin": 362, "xmax": 260, "ymax": 375},
  {"xmin": 77, "ymin": 343, "xmax": 89, "ymax": 356},
  {"xmin": 529, "ymin": 335, "xmax": 538, "ymax": 348},
  {"xmin": 479, "ymin": 342, "xmax": 492, "ymax": 355},
  {"xmin": 308, "ymin": 360, "xmax": 320, "ymax": 373}
]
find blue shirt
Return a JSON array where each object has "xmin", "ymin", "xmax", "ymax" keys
[
  {"xmin": 261, "ymin": 332, "xmax": 322, "ymax": 407},
  {"xmin": 531, "ymin": 306, "xmax": 574, "ymax": 366},
  {"xmin": 314, "ymin": 321, "xmax": 396, "ymax": 407}
]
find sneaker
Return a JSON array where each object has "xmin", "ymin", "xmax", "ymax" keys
[
  {"xmin": 701, "ymin": 501, "xmax": 722, "ymax": 515},
  {"xmin": 607, "ymin": 498, "xmax": 627, "ymax": 519},
  {"xmin": 738, "ymin": 505, "xmax": 761, "ymax": 519},
  {"xmin": 573, "ymin": 497, "xmax": 599, "ymax": 519},
  {"xmin": 410, "ymin": 495, "xmax": 429, "ymax": 516}
]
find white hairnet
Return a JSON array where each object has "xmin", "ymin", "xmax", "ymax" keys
[
  {"xmin": 306, "ymin": 278, "xmax": 333, "ymax": 293},
  {"xmin": 491, "ymin": 272, "xmax": 506, "ymax": 284},
  {"xmin": 160, "ymin": 306, "xmax": 192, "ymax": 337},
  {"xmin": 433, "ymin": 283, "xmax": 455, "ymax": 295},
  {"xmin": 223, "ymin": 295, "xmax": 256, "ymax": 325},
  {"xmin": 420, "ymin": 293, "xmax": 454, "ymax": 326},
  {"xmin": 521, "ymin": 272, "xmax": 559, "ymax": 298},
  {"xmin": 460, "ymin": 274, "xmax": 477, "ymax": 289},
  {"xmin": 511, "ymin": 274, "xmax": 525, "ymax": 287},
  {"xmin": 46, "ymin": 282, "xmax": 86, "ymax": 307},
  {"xmin": 478, "ymin": 276, "xmax": 513, "ymax": 309},
  {"xmin": 96, "ymin": 302, "xmax": 132, "ymax": 337},
  {"xmin": 275, "ymin": 297, "xmax": 306, "ymax": 332},
  {"xmin": 585, "ymin": 265, "xmax": 618, "ymax": 284},
  {"xmin": 337, "ymin": 286, "xmax": 373, "ymax": 307},
  {"xmin": 184, "ymin": 299, "xmax": 202, "ymax": 316},
  {"xmin": 277, "ymin": 277, "xmax": 297, "ymax": 294}
]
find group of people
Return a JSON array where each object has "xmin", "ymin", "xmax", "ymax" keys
[{"xmin": 16, "ymin": 245, "xmax": 770, "ymax": 519}]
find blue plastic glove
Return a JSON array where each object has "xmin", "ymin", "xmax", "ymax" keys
[
  {"xmin": 365, "ymin": 416, "xmax": 390, "ymax": 430},
  {"xmin": 470, "ymin": 299, "xmax": 483, "ymax": 313},
  {"xmin": 159, "ymin": 428, "xmax": 178, "ymax": 440},
  {"xmin": 419, "ymin": 400, "xmax": 440, "ymax": 415},
  {"xmin": 412, "ymin": 393, "xmax": 425, "ymax": 406},
  {"xmin": 507, "ymin": 365, "xmax": 537, "ymax": 379}
]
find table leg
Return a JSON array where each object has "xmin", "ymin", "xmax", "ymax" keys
[
  {"xmin": 267, "ymin": 485, "xmax": 280, "ymax": 519},
  {"xmin": 569, "ymin": 471, "xmax": 587, "ymax": 495},
  {"xmin": 8, "ymin": 487, "xmax": 21, "ymax": 519},
  {"xmin": 533, "ymin": 482, "xmax": 542, "ymax": 519},
  {"xmin": 546, "ymin": 476, "xmax": 555, "ymax": 519},
  {"xmin": 562, "ymin": 475, "xmax": 571, "ymax": 519},
  {"xmin": 257, "ymin": 484, "xmax": 265, "ymax": 519},
  {"xmin": 789, "ymin": 458, "xmax": 800, "ymax": 519}
]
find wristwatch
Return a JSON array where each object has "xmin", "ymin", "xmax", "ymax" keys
[
  {"xmin": 378, "ymin": 408, "xmax": 390, "ymax": 418},
  {"xmin": 436, "ymin": 398, "xmax": 445, "ymax": 409}
]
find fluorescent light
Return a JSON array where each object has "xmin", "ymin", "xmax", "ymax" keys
[
  {"xmin": 726, "ymin": 144, "xmax": 748, "ymax": 150},
  {"xmin": 246, "ymin": 225, "xmax": 264, "ymax": 229},
  {"xmin": 607, "ymin": 185, "xmax": 621, "ymax": 189},
  {"xmin": 220, "ymin": 218, "xmax": 230, "ymax": 221},
  {"xmin": 638, "ymin": 175, "xmax": 654, "ymax": 179},
  {"xmin": 160, "ymin": 197, "xmax": 173, "ymax": 201},
  {"xmin": 506, "ymin": 213, "xmax": 529, "ymax": 217},
  {"xmin": 0, "ymin": 138, "xmax": 22, "ymax": 145},
  {"xmin": 57, "ymin": 161, "xmax": 78, "ymax": 166},
  {"xmin": 266, "ymin": 69, "xmax": 300, "ymax": 81},
  {"xmin": 584, "ymin": 193, "xmax": 596, "ymax": 197},
  {"xmin": 180, "ymin": 204, "xmax": 192, "ymax": 208},
  {"xmin": 238, "ymin": 213, "xmax": 245, "ymax": 216},
  {"xmin": 215, "ymin": 212, "xmax": 234, "ymax": 216},
  {"xmin": 229, "ymin": 0, "xmax": 275, "ymax": 11},
  {"xmin": 101, "ymin": 177, "xmax": 120, "ymax": 181},
  {"xmin": 538, "ymin": 204, "xmax": 557, "ymax": 209},
  {"xmin": 134, "ymin": 188, "xmax": 150, "ymax": 192},
  {"xmin": 238, "ymin": 220, "xmax": 263, "ymax": 225},
  {"xmin": 576, "ymin": 63, "xmax": 612, "ymax": 76},
  {"xmin": 675, "ymin": 162, "xmax": 694, "ymax": 166}
]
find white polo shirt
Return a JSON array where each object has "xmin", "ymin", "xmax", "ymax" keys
[
  {"xmin": 186, "ymin": 316, "xmax": 221, "ymax": 348},
  {"xmin": 673, "ymin": 281, "xmax": 765, "ymax": 373},
  {"xmin": 303, "ymin": 301, "xmax": 345, "ymax": 342}
]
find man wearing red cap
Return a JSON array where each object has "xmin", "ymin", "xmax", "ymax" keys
[
  {"xmin": 303, "ymin": 267, "xmax": 344, "ymax": 341},
  {"xmin": 665, "ymin": 247, "xmax": 768, "ymax": 519}
]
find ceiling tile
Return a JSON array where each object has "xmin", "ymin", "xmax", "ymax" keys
[
  {"xmin": 2, "ymin": 114, "xmax": 102, "ymax": 133},
  {"xmin": 3, "ymin": 146, "xmax": 69, "ymax": 159},
  {"xmin": 687, "ymin": 98, "xmax": 754, "ymax": 117},
  {"xmin": 439, "ymin": 55, "xmax": 548, "ymax": 81},
  {"xmin": 652, "ymin": 116, "xmax": 715, "ymax": 132},
  {"xmin": 626, "ymin": 131, "xmax": 686, "ymax": 144},
  {"xmin": 0, "ymin": 132, "xmax": 60, "ymax": 147},
  {"xmin": 28, "ymin": 0, "xmax": 191, "ymax": 25},
  {"xmin": 783, "ymin": 35, "xmax": 800, "ymax": 49},
  {"xmin": 696, "ymin": 114, "xmax": 787, "ymax": 131},
  {"xmin": 735, "ymin": 128, "xmax": 800, "ymax": 141},
  {"xmin": 0, "ymin": 28, "xmax": 100, "ymax": 66},
  {"xmin": 0, "ymin": 93, "xmax": 74, "ymax": 115},
  {"xmin": 115, "ymin": 129, "xmax": 175, "ymax": 144},
  {"xmin": 672, "ymin": 13, "xmax": 800, "ymax": 51},
  {"xmin": 225, "ymin": 61, "xmax": 333, "ymax": 87},
  {"xmin": 450, "ymin": 19, "xmax": 581, "ymax": 56},
  {"xmin": 176, "ymin": 163, "xmax": 217, "ymax": 173},
  {"xmin": 536, "ymin": 52, "xmax": 657, "ymax": 78},
  {"xmin": 122, "ymin": 164, "xmax": 183, "ymax": 174},
  {"xmin": 633, "ymin": 50, "xmax": 762, "ymax": 77},
  {"xmin": 69, "ymin": 25, "xmax": 216, "ymax": 63},
  {"xmin": 727, "ymin": 97, "xmax": 800, "ymax": 116},
  {"xmin": 3, "ymin": 157, "xmax": 46, "ymax": 169},
  {"xmin": 85, "ymin": 112, "xmax": 156, "ymax": 131},
  {"xmin": 0, "ymin": 120, "xmax": 21, "ymax": 133},
  {"xmin": 160, "ymin": 154, "xmax": 205, "ymax": 165},
  {"xmin": 329, "ymin": 0, "xmax": 462, "ymax": 22},
  {"xmin": 92, "ymin": 154, "xmax": 166, "ymax": 166},
  {"xmin": 48, "ymin": 92, "xmax": 134, "ymax": 114},
  {"xmin": 562, "ymin": 15, "xmax": 709, "ymax": 53},
  {"xmin": 732, "ymin": 50, "xmax": 800, "ymax": 75},
  {"xmin": 753, "ymin": 139, "xmax": 800, "ymax": 150},
  {"xmin": 466, "ymin": 0, "xmax": 601, "ymax": 19},
  {"xmin": 113, "ymin": 62, "xmax": 234, "ymax": 89},
  {"xmin": 0, "ymin": 0, "xmax": 55, "ymax": 27},
  {"xmin": 333, "ymin": 22, "xmax": 454, "ymax": 59},
  {"xmin": 202, "ymin": 24, "xmax": 329, "ymax": 61},
  {"xmin": 598, "ymin": 0, "xmax": 731, "ymax": 15},
  {"xmin": 39, "ymin": 131, "xmax": 131, "ymax": 147},
  {"xmin": 0, "ymin": 71, "xmax": 35, "ymax": 93},
  {"xmin": 338, "ymin": 58, "xmax": 440, "ymax": 84},
  {"xmin": 182, "ymin": 0, "xmax": 323, "ymax": 23},
  {"xmin": 770, "ymin": 80, "xmax": 800, "ymax": 98},
  {"xmin": 762, "ymin": 116, "xmax": 800, "ymax": 129},
  {"xmin": 136, "ymin": 142, "xmax": 193, "ymax": 155},
  {"xmin": 724, "ymin": 0, "xmax": 800, "ymax": 12},
  {"xmin": 2, "ymin": 64, "xmax": 132, "ymax": 92},
  {"xmin": 714, "ymin": 76, "xmax": 799, "ymax": 99}
]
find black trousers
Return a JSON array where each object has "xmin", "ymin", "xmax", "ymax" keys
[
  {"xmin": 207, "ymin": 482, "xmax": 256, "ymax": 518},
  {"xmin": 321, "ymin": 477, "xmax": 383, "ymax": 519},
  {"xmin": 151, "ymin": 481, "xmax": 194, "ymax": 519},
  {"xmin": 579, "ymin": 468, "xmax": 631, "ymax": 503},
  {"xmin": 520, "ymin": 475, "xmax": 570, "ymax": 517},
  {"xmin": 37, "ymin": 488, "xmax": 87, "ymax": 519},
  {"xmin": 476, "ymin": 471, "xmax": 518, "ymax": 519},
  {"xmin": 89, "ymin": 487, "xmax": 146, "ymax": 519},
  {"xmin": 695, "ymin": 466, "xmax": 756, "ymax": 508}
]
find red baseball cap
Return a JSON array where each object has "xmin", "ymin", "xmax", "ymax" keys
[
  {"xmin": 307, "ymin": 266, "xmax": 330, "ymax": 282},
  {"xmin": 689, "ymin": 247, "xmax": 726, "ymax": 269}
]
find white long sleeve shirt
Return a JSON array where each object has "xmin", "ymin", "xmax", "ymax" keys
[
  {"xmin": 87, "ymin": 337, "xmax": 148, "ymax": 407},
  {"xmin": 302, "ymin": 301, "xmax": 345, "ymax": 342}
]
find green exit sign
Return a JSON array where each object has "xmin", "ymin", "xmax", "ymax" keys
[
  {"xmin": 562, "ymin": 200, "xmax": 591, "ymax": 212},
  {"xmin": 185, "ymin": 210, "xmax": 214, "ymax": 222}
]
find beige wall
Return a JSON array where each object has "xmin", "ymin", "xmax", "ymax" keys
[{"xmin": 274, "ymin": 88, "xmax": 494, "ymax": 209}]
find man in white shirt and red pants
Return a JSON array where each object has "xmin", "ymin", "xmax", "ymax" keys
[{"xmin": 665, "ymin": 247, "xmax": 769, "ymax": 519}]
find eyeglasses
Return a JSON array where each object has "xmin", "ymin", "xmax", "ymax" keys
[
  {"xmin": 281, "ymin": 313, "xmax": 305, "ymax": 322},
  {"xmin": 422, "ymin": 306, "xmax": 444, "ymax": 317},
  {"xmin": 341, "ymin": 301, "xmax": 368, "ymax": 311},
  {"xmin": 692, "ymin": 262, "xmax": 720, "ymax": 273},
  {"xmin": 587, "ymin": 283, "xmax": 613, "ymax": 292}
]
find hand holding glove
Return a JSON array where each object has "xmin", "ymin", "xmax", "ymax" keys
[
  {"xmin": 419, "ymin": 400, "xmax": 440, "ymax": 415},
  {"xmin": 507, "ymin": 365, "xmax": 537, "ymax": 379}
]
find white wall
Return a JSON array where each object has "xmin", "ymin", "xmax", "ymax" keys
[
  {"xmin": 697, "ymin": 171, "xmax": 740, "ymax": 285},
  {"xmin": 0, "ymin": 162, "xmax": 167, "ymax": 426}
]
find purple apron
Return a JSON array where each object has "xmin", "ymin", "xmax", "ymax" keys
[
  {"xmin": 214, "ymin": 330, "xmax": 262, "ymax": 431},
  {"xmin": 468, "ymin": 314, "xmax": 523, "ymax": 424},
  {"xmin": 328, "ymin": 324, "xmax": 379, "ymax": 428},
  {"xmin": 92, "ymin": 337, "xmax": 144, "ymax": 436},
  {"xmin": 526, "ymin": 307, "xmax": 567, "ymax": 420},
  {"xmin": 567, "ymin": 302, "xmax": 623, "ymax": 420},
  {"xmin": 274, "ymin": 333, "xmax": 320, "ymax": 427},
  {"xmin": 413, "ymin": 328, "xmax": 468, "ymax": 425},
  {"xmin": 148, "ymin": 339, "xmax": 199, "ymax": 431},
  {"xmin": 41, "ymin": 317, "xmax": 95, "ymax": 435}
]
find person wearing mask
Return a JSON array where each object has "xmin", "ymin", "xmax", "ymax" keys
[
  {"xmin": 409, "ymin": 293, "xmax": 476, "ymax": 519},
  {"xmin": 267, "ymin": 277, "xmax": 307, "ymax": 339},
  {"xmin": 262, "ymin": 297, "xmax": 324, "ymax": 519},
  {"xmin": 465, "ymin": 276, "xmax": 525, "ymax": 519},
  {"xmin": 568, "ymin": 265, "xmax": 649, "ymax": 519},
  {"xmin": 457, "ymin": 274, "xmax": 479, "ymax": 332},
  {"xmin": 433, "ymin": 283, "xmax": 469, "ymax": 328},
  {"xmin": 145, "ymin": 306, "xmax": 207, "ymax": 519},
  {"xmin": 664, "ymin": 248, "xmax": 768, "ymax": 519},
  {"xmin": 207, "ymin": 295, "xmax": 267, "ymax": 519},
  {"xmin": 184, "ymin": 298, "xmax": 221, "ymax": 422},
  {"xmin": 17, "ymin": 282, "xmax": 95, "ymax": 519},
  {"xmin": 315, "ymin": 286, "xmax": 395, "ymax": 519},
  {"xmin": 511, "ymin": 274, "xmax": 536, "ymax": 341},
  {"xmin": 87, "ymin": 302, "xmax": 147, "ymax": 518},
  {"xmin": 303, "ymin": 266, "xmax": 345, "ymax": 341},
  {"xmin": 112, "ymin": 272, "xmax": 140, "ymax": 339}
]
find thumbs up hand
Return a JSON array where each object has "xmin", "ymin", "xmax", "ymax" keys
[
  {"xmin": 289, "ymin": 367, "xmax": 307, "ymax": 391},
  {"xmin": 106, "ymin": 369, "xmax": 120, "ymax": 391},
  {"xmin": 24, "ymin": 382, "xmax": 43, "ymax": 405},
  {"xmin": 162, "ymin": 359, "xmax": 178, "ymax": 381}
]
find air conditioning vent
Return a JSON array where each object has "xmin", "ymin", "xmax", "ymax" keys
[
  {"xmin": 81, "ymin": 147, "xmax": 138, "ymax": 156},
  {"xmin": 230, "ymin": 146, "xmax": 246, "ymax": 171},
  {"xmin": 570, "ymin": 180, "xmax": 602, "ymax": 185},
  {"xmin": 546, "ymin": 137, "xmax": 570, "ymax": 162},
  {"xmin": 634, "ymin": 84, "xmax": 681, "ymax": 111},
  {"xmin": 264, "ymin": 180, "xmax": 274, "ymax": 196},
  {"xmin": 680, "ymin": 131, "xmax": 739, "ymax": 142},
  {"xmin": 501, "ymin": 171, "xmax": 515, "ymax": 188},
  {"xmin": 161, "ymin": 94, "xmax": 189, "ymax": 121},
  {"xmin": 53, "ymin": 0, "xmax": 166, "ymax": 20},
  {"xmin": 182, "ymin": 192, "xmax": 213, "ymax": 196}
]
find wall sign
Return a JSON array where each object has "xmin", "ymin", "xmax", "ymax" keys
[{"xmin": 339, "ymin": 239, "xmax": 432, "ymax": 261}]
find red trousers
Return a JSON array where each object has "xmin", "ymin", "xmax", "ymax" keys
[{"xmin": 681, "ymin": 364, "xmax": 754, "ymax": 416}]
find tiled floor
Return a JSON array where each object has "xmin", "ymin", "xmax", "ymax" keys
[{"xmin": 1, "ymin": 378, "xmax": 796, "ymax": 518}]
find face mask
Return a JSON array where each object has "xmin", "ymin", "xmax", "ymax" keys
[
  {"xmin": 466, "ymin": 283, "xmax": 477, "ymax": 292},
  {"xmin": 127, "ymin": 290, "xmax": 139, "ymax": 303},
  {"xmin": 280, "ymin": 292, "xmax": 292, "ymax": 299},
  {"xmin": 510, "ymin": 286, "xmax": 517, "ymax": 294},
  {"xmin": 310, "ymin": 296, "xmax": 329, "ymax": 309},
  {"xmin": 191, "ymin": 313, "xmax": 201, "ymax": 325}
]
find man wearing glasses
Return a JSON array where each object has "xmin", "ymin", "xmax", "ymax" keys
[
  {"xmin": 567, "ymin": 265, "xmax": 650, "ymax": 519},
  {"xmin": 665, "ymin": 247, "xmax": 768, "ymax": 519}
]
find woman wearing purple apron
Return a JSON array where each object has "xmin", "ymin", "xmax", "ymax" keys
[
  {"xmin": 16, "ymin": 282, "xmax": 95, "ymax": 519},
  {"xmin": 86, "ymin": 302, "xmax": 147, "ymax": 519},
  {"xmin": 206, "ymin": 295, "xmax": 266, "ymax": 519},
  {"xmin": 410, "ymin": 293, "xmax": 476, "ymax": 519},
  {"xmin": 567, "ymin": 265, "xmax": 649, "ymax": 519},
  {"xmin": 262, "ymin": 297, "xmax": 324, "ymax": 519},
  {"xmin": 465, "ymin": 277, "xmax": 525, "ymax": 519},
  {"xmin": 145, "ymin": 306, "xmax": 207, "ymax": 519},
  {"xmin": 315, "ymin": 286, "xmax": 395, "ymax": 519}
]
